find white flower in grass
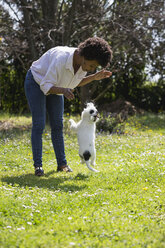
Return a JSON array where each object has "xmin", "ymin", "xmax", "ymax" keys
[
  {"xmin": 68, "ymin": 217, "xmax": 72, "ymax": 220},
  {"xmin": 102, "ymin": 202, "xmax": 109, "ymax": 205},
  {"xmin": 27, "ymin": 222, "xmax": 32, "ymax": 225},
  {"xmin": 17, "ymin": 227, "xmax": 25, "ymax": 230},
  {"xmin": 69, "ymin": 242, "xmax": 75, "ymax": 246}
]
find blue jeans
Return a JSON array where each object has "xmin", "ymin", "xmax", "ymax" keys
[{"xmin": 24, "ymin": 70, "xmax": 67, "ymax": 168}]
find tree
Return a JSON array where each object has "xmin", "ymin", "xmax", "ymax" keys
[
  {"xmin": 0, "ymin": 0, "xmax": 164, "ymax": 113},
  {"xmin": 96, "ymin": 0, "xmax": 165, "ymax": 102}
]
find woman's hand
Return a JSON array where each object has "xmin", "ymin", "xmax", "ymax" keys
[
  {"xmin": 63, "ymin": 88, "xmax": 74, "ymax": 100},
  {"xmin": 94, "ymin": 69, "xmax": 112, "ymax": 80}
]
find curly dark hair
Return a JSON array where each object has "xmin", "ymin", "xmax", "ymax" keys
[{"xmin": 78, "ymin": 37, "xmax": 112, "ymax": 68}]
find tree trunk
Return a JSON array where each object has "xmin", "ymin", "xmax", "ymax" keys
[
  {"xmin": 40, "ymin": 0, "xmax": 59, "ymax": 49},
  {"xmin": 20, "ymin": 0, "xmax": 37, "ymax": 60}
]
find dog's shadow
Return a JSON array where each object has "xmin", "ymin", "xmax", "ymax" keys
[{"xmin": 1, "ymin": 171, "xmax": 89, "ymax": 192}]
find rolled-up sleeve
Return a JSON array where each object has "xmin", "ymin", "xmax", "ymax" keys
[
  {"xmin": 40, "ymin": 68, "xmax": 57, "ymax": 95},
  {"xmin": 40, "ymin": 58, "xmax": 62, "ymax": 95},
  {"xmin": 40, "ymin": 82, "xmax": 54, "ymax": 95}
]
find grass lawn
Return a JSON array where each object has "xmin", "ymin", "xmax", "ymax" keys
[{"xmin": 0, "ymin": 112, "xmax": 165, "ymax": 248}]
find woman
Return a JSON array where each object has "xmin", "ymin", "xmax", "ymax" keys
[{"xmin": 24, "ymin": 37, "xmax": 113, "ymax": 176}]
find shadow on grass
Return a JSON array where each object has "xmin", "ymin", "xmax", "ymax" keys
[{"xmin": 1, "ymin": 171, "xmax": 89, "ymax": 192}]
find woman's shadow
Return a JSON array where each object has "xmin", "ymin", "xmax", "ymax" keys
[{"xmin": 1, "ymin": 170, "xmax": 89, "ymax": 192}]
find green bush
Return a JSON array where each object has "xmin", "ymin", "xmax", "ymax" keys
[
  {"xmin": 0, "ymin": 65, "xmax": 27, "ymax": 114},
  {"xmin": 96, "ymin": 114, "xmax": 125, "ymax": 134},
  {"xmin": 129, "ymin": 85, "xmax": 165, "ymax": 112}
]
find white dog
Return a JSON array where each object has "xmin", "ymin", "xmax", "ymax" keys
[{"xmin": 69, "ymin": 102, "xmax": 99, "ymax": 172}]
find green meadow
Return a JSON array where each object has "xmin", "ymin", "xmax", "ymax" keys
[{"xmin": 0, "ymin": 113, "xmax": 165, "ymax": 248}]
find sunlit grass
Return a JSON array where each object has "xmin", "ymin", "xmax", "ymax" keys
[
  {"xmin": 0, "ymin": 113, "xmax": 165, "ymax": 247},
  {"xmin": 0, "ymin": 112, "xmax": 31, "ymax": 124}
]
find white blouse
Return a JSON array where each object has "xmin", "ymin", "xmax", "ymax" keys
[{"xmin": 30, "ymin": 46, "xmax": 87, "ymax": 95}]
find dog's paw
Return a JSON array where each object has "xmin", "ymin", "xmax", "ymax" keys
[
  {"xmin": 69, "ymin": 119, "xmax": 77, "ymax": 131},
  {"xmin": 69, "ymin": 119, "xmax": 74, "ymax": 127}
]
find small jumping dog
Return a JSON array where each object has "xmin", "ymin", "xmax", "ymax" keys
[{"xmin": 69, "ymin": 102, "xmax": 99, "ymax": 172}]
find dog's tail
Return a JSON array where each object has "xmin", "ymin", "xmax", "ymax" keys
[
  {"xmin": 87, "ymin": 163, "xmax": 99, "ymax": 172},
  {"xmin": 86, "ymin": 161, "xmax": 99, "ymax": 172}
]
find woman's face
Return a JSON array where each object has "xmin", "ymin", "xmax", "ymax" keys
[{"xmin": 81, "ymin": 58, "xmax": 99, "ymax": 73}]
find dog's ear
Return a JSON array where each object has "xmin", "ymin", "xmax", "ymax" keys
[
  {"xmin": 86, "ymin": 102, "xmax": 94, "ymax": 108},
  {"xmin": 91, "ymin": 100, "xmax": 97, "ymax": 109}
]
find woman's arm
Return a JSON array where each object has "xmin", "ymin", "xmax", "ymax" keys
[
  {"xmin": 78, "ymin": 69, "xmax": 112, "ymax": 87},
  {"xmin": 47, "ymin": 69, "xmax": 112, "ymax": 99},
  {"xmin": 47, "ymin": 86, "xmax": 74, "ymax": 100}
]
